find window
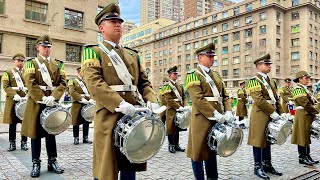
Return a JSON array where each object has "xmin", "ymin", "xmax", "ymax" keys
[
  {"xmin": 186, "ymin": 64, "xmax": 191, "ymax": 70},
  {"xmin": 163, "ymin": 59, "xmax": 167, "ymax": 65},
  {"xmin": 245, "ymin": 28, "xmax": 252, "ymax": 37},
  {"xmin": 315, "ymin": 40, "xmax": 318, "ymax": 48},
  {"xmin": 309, "ymin": 38, "xmax": 313, "ymax": 46},
  {"xmin": 309, "ymin": 65, "xmax": 313, "ymax": 75},
  {"xmin": 186, "ymin": 23, "xmax": 191, "ymax": 30},
  {"xmin": 163, "ymin": 40, "xmax": 167, "ymax": 46},
  {"xmin": 169, "ymin": 39, "xmax": 172, "ymax": 45},
  {"xmin": 178, "ymin": 35, "xmax": 182, "ymax": 42},
  {"xmin": 222, "ymin": 47, "xmax": 228, "ymax": 54},
  {"xmin": 245, "ymin": 3, "xmax": 252, "ymax": 12},
  {"xmin": 178, "ymin": 46, "xmax": 182, "ymax": 52},
  {"xmin": 66, "ymin": 44, "xmax": 81, "ymax": 62},
  {"xmin": 292, "ymin": 11, "xmax": 299, "ymax": 20},
  {"xmin": 169, "ymin": 58, "xmax": 172, "ymax": 63},
  {"xmin": 245, "ymin": 42, "xmax": 252, "ymax": 50},
  {"xmin": 245, "ymin": 16, "xmax": 252, "ymax": 24},
  {"xmin": 234, "ymin": 7, "xmax": 240, "ymax": 15},
  {"xmin": 194, "ymin": 31, "xmax": 199, "ymax": 38},
  {"xmin": 233, "ymin": 19, "xmax": 240, "ymax": 27},
  {"xmin": 233, "ymin": 56, "xmax": 240, "ymax": 64},
  {"xmin": 276, "ymin": 66, "xmax": 280, "ymax": 75},
  {"xmin": 222, "ymin": 23, "xmax": 228, "ymax": 31},
  {"xmin": 310, "ymin": 11, "xmax": 313, "ymax": 19},
  {"xmin": 212, "ymin": 14, "xmax": 217, "ymax": 22},
  {"xmin": 202, "ymin": 39, "xmax": 208, "ymax": 46},
  {"xmin": 245, "ymin": 55, "xmax": 252, "ymax": 62},
  {"xmin": 233, "ymin": 32, "xmax": 240, "ymax": 40},
  {"xmin": 178, "ymin": 26, "xmax": 182, "ymax": 32},
  {"xmin": 212, "ymin": 37, "xmax": 218, "ymax": 44},
  {"xmin": 233, "ymin": 44, "xmax": 240, "ymax": 52},
  {"xmin": 315, "ymin": 53, "xmax": 318, "ymax": 61},
  {"xmin": 154, "ymin": 52, "xmax": 158, "ymax": 58},
  {"xmin": 222, "ymin": 34, "xmax": 228, "ymax": 42},
  {"xmin": 146, "ymin": 54, "xmax": 151, "ymax": 60},
  {"xmin": 169, "ymin": 48, "xmax": 173, "ymax": 55},
  {"xmin": 0, "ymin": 0, "xmax": 4, "ymax": 14},
  {"xmin": 186, "ymin": 33, "xmax": 190, "ymax": 40},
  {"xmin": 222, "ymin": 70, "xmax": 228, "ymax": 77},
  {"xmin": 245, "ymin": 67, "xmax": 252, "ymax": 75},
  {"xmin": 276, "ymin": 52, "xmax": 280, "ymax": 61},
  {"xmin": 260, "ymin": 25, "xmax": 267, "ymax": 34},
  {"xmin": 202, "ymin": 29, "xmax": 208, "ymax": 36},
  {"xmin": 292, "ymin": 0, "xmax": 299, "ymax": 6},
  {"xmin": 185, "ymin": 44, "xmax": 191, "ymax": 50},
  {"xmin": 222, "ymin": 58, "xmax": 228, "ymax": 65},
  {"xmin": 291, "ymin": 25, "xmax": 300, "ymax": 33},
  {"xmin": 276, "ymin": 12, "xmax": 281, "ymax": 22},
  {"xmin": 186, "ymin": 54, "xmax": 191, "ymax": 61},
  {"xmin": 212, "ymin": 26, "xmax": 217, "ymax": 33},
  {"xmin": 25, "ymin": 1, "xmax": 48, "ymax": 22},
  {"xmin": 276, "ymin": 25, "xmax": 280, "ymax": 34},
  {"xmin": 292, "ymin": 38, "xmax": 299, "ymax": 47},
  {"xmin": 291, "ymin": 65, "xmax": 300, "ymax": 74},
  {"xmin": 194, "ymin": 63, "xmax": 198, "ymax": 68},
  {"xmin": 65, "ymin": 9, "xmax": 83, "ymax": 29},
  {"xmin": 194, "ymin": 42, "xmax": 199, "ymax": 49},
  {"xmin": 315, "ymin": 27, "xmax": 318, "ymax": 35},
  {"xmin": 309, "ymin": 51, "xmax": 313, "ymax": 60},
  {"xmin": 261, "ymin": 0, "xmax": 266, "ymax": 6},
  {"xmin": 276, "ymin": 39, "xmax": 280, "ymax": 47},
  {"xmin": 291, "ymin": 52, "xmax": 300, "ymax": 60},
  {"xmin": 203, "ymin": 18, "xmax": 208, "ymax": 25},
  {"xmin": 159, "ymin": 51, "xmax": 163, "ymax": 57},
  {"xmin": 178, "ymin": 55, "xmax": 181, "ymax": 62},
  {"xmin": 194, "ymin": 21, "xmax": 198, "ymax": 27},
  {"xmin": 159, "ymin": 60, "xmax": 162, "ymax": 65},
  {"xmin": 233, "ymin": 69, "xmax": 240, "ymax": 77},
  {"xmin": 222, "ymin": 11, "xmax": 228, "ymax": 18},
  {"xmin": 260, "ymin": 39, "xmax": 266, "ymax": 47},
  {"xmin": 26, "ymin": 37, "xmax": 37, "ymax": 57},
  {"xmin": 163, "ymin": 50, "xmax": 167, "ymax": 55},
  {"xmin": 260, "ymin": 12, "xmax": 266, "ymax": 20},
  {"xmin": 310, "ymin": 24, "xmax": 313, "ymax": 33}
]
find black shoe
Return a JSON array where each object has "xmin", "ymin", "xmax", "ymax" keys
[
  {"xmin": 178, "ymin": 127, "xmax": 187, "ymax": 131},
  {"xmin": 254, "ymin": 163, "xmax": 269, "ymax": 179},
  {"xmin": 48, "ymin": 158, "xmax": 64, "ymax": 174},
  {"xmin": 174, "ymin": 145, "xmax": 185, "ymax": 152},
  {"xmin": 83, "ymin": 136, "xmax": 92, "ymax": 144},
  {"xmin": 168, "ymin": 144, "xmax": 176, "ymax": 153},
  {"xmin": 21, "ymin": 141, "xmax": 28, "ymax": 151},
  {"xmin": 306, "ymin": 155, "xmax": 319, "ymax": 164},
  {"xmin": 74, "ymin": 137, "xmax": 79, "ymax": 145},
  {"xmin": 263, "ymin": 161, "xmax": 282, "ymax": 176},
  {"xmin": 7, "ymin": 140, "xmax": 16, "ymax": 151},
  {"xmin": 30, "ymin": 159, "xmax": 41, "ymax": 178},
  {"xmin": 299, "ymin": 155, "xmax": 316, "ymax": 165}
]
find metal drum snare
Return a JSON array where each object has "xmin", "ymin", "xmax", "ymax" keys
[
  {"xmin": 311, "ymin": 120, "xmax": 320, "ymax": 139},
  {"xmin": 15, "ymin": 100, "xmax": 27, "ymax": 120},
  {"xmin": 207, "ymin": 123, "xmax": 243, "ymax": 157},
  {"xmin": 40, "ymin": 105, "xmax": 71, "ymax": 135},
  {"xmin": 81, "ymin": 103, "xmax": 95, "ymax": 122},
  {"xmin": 114, "ymin": 112, "xmax": 165, "ymax": 163},
  {"xmin": 267, "ymin": 119, "xmax": 292, "ymax": 145},
  {"xmin": 174, "ymin": 109, "xmax": 191, "ymax": 129}
]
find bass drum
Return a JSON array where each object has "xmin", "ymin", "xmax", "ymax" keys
[
  {"xmin": 207, "ymin": 123, "xmax": 243, "ymax": 157},
  {"xmin": 114, "ymin": 112, "xmax": 165, "ymax": 163},
  {"xmin": 81, "ymin": 103, "xmax": 95, "ymax": 122},
  {"xmin": 174, "ymin": 109, "xmax": 191, "ymax": 129},
  {"xmin": 15, "ymin": 100, "xmax": 27, "ymax": 120},
  {"xmin": 267, "ymin": 119, "xmax": 292, "ymax": 145},
  {"xmin": 40, "ymin": 105, "xmax": 71, "ymax": 135}
]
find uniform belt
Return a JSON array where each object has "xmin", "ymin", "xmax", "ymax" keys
[
  {"xmin": 109, "ymin": 85, "xmax": 137, "ymax": 92},
  {"xmin": 12, "ymin": 87, "xmax": 27, "ymax": 91},
  {"xmin": 205, "ymin": 97, "xmax": 223, "ymax": 103},
  {"xmin": 173, "ymin": 98, "xmax": 181, "ymax": 102},
  {"xmin": 39, "ymin": 86, "xmax": 56, "ymax": 91},
  {"xmin": 80, "ymin": 94, "xmax": 90, "ymax": 97},
  {"xmin": 296, "ymin": 106, "xmax": 304, "ymax": 109},
  {"xmin": 266, "ymin": 100, "xmax": 276, "ymax": 105},
  {"xmin": 237, "ymin": 98, "xmax": 242, "ymax": 100}
]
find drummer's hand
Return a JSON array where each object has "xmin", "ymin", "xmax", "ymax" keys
[
  {"xmin": 13, "ymin": 94, "xmax": 21, "ymax": 101},
  {"xmin": 88, "ymin": 99, "xmax": 95, "ymax": 104},
  {"xmin": 177, "ymin": 106, "xmax": 185, "ymax": 111},
  {"xmin": 270, "ymin": 111, "xmax": 280, "ymax": 120},
  {"xmin": 80, "ymin": 98, "xmax": 89, "ymax": 104},
  {"xmin": 117, "ymin": 100, "xmax": 135, "ymax": 116},
  {"xmin": 224, "ymin": 111, "xmax": 236, "ymax": 123},
  {"xmin": 44, "ymin": 96, "xmax": 55, "ymax": 106},
  {"xmin": 147, "ymin": 101, "xmax": 160, "ymax": 111},
  {"xmin": 213, "ymin": 110, "xmax": 225, "ymax": 123}
]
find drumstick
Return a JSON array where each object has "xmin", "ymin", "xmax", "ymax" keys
[{"xmin": 37, "ymin": 101, "xmax": 59, "ymax": 105}]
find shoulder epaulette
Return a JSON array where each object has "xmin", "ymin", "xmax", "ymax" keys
[
  {"xmin": 238, "ymin": 88, "xmax": 244, "ymax": 94},
  {"xmin": 185, "ymin": 71, "xmax": 201, "ymax": 89},
  {"xmin": 161, "ymin": 84, "xmax": 172, "ymax": 94},
  {"xmin": 292, "ymin": 86, "xmax": 307, "ymax": 100},
  {"xmin": 187, "ymin": 69, "xmax": 196, "ymax": 74},
  {"xmin": 1, "ymin": 71, "xmax": 9, "ymax": 81},
  {"xmin": 67, "ymin": 79, "xmax": 74, "ymax": 86},
  {"xmin": 81, "ymin": 47, "xmax": 101, "ymax": 70},
  {"xmin": 278, "ymin": 86, "xmax": 284, "ymax": 93},
  {"xmin": 124, "ymin": 46, "xmax": 139, "ymax": 53},
  {"xmin": 246, "ymin": 78, "xmax": 262, "ymax": 94},
  {"xmin": 24, "ymin": 59, "xmax": 35, "ymax": 75},
  {"xmin": 26, "ymin": 58, "xmax": 34, "ymax": 61}
]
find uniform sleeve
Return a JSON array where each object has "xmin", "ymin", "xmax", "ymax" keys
[
  {"xmin": 238, "ymin": 89, "xmax": 246, "ymax": 102},
  {"xmin": 24, "ymin": 60, "xmax": 45, "ymax": 102},
  {"xmin": 279, "ymin": 87, "xmax": 291, "ymax": 103},
  {"xmin": 1, "ymin": 71, "xmax": 17, "ymax": 97},
  {"xmin": 185, "ymin": 72, "xmax": 215, "ymax": 118},
  {"xmin": 246, "ymin": 79, "xmax": 276, "ymax": 115},
  {"xmin": 81, "ymin": 47, "xmax": 123, "ymax": 113},
  {"xmin": 272, "ymin": 81, "xmax": 285, "ymax": 114},
  {"xmin": 293, "ymin": 88, "xmax": 319, "ymax": 115},
  {"xmin": 51, "ymin": 62, "xmax": 66, "ymax": 100},
  {"xmin": 162, "ymin": 85, "xmax": 180, "ymax": 110},
  {"xmin": 68, "ymin": 79, "xmax": 82, "ymax": 101}
]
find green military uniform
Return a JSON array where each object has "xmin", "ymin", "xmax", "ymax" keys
[
  {"xmin": 278, "ymin": 78, "xmax": 293, "ymax": 113},
  {"xmin": 158, "ymin": 77, "xmax": 168, "ymax": 123},
  {"xmin": 236, "ymin": 83, "xmax": 248, "ymax": 118},
  {"xmin": 81, "ymin": 3, "xmax": 157, "ymax": 180}
]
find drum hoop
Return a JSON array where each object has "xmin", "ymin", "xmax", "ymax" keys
[
  {"xmin": 41, "ymin": 106, "xmax": 71, "ymax": 135},
  {"xmin": 15, "ymin": 100, "xmax": 26, "ymax": 120},
  {"xmin": 81, "ymin": 104, "xmax": 95, "ymax": 122}
]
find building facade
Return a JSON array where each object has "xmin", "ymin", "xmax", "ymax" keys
[
  {"xmin": 124, "ymin": 0, "xmax": 320, "ymax": 94},
  {"xmin": 0, "ymin": 0, "xmax": 117, "ymax": 103},
  {"xmin": 140, "ymin": 0, "xmax": 184, "ymax": 25},
  {"xmin": 122, "ymin": 21, "xmax": 137, "ymax": 35}
]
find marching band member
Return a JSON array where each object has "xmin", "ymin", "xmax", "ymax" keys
[
  {"xmin": 292, "ymin": 71, "xmax": 319, "ymax": 165},
  {"xmin": 161, "ymin": 66, "xmax": 187, "ymax": 153},
  {"xmin": 158, "ymin": 77, "xmax": 169, "ymax": 123},
  {"xmin": 185, "ymin": 43, "xmax": 234, "ymax": 180},
  {"xmin": 2, "ymin": 53, "xmax": 28, "ymax": 151},
  {"xmin": 81, "ymin": 3, "xmax": 158, "ymax": 180},
  {"xmin": 246, "ymin": 54, "xmax": 284, "ymax": 179},
  {"xmin": 236, "ymin": 81, "xmax": 247, "ymax": 129},
  {"xmin": 278, "ymin": 78, "xmax": 293, "ymax": 113},
  {"xmin": 21, "ymin": 35, "xmax": 65, "ymax": 177},
  {"xmin": 68, "ymin": 67, "xmax": 93, "ymax": 145}
]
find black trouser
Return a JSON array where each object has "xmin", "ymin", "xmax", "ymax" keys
[
  {"xmin": 191, "ymin": 155, "xmax": 218, "ymax": 180},
  {"xmin": 94, "ymin": 172, "xmax": 136, "ymax": 180},
  {"xmin": 73, "ymin": 121, "xmax": 90, "ymax": 138},
  {"xmin": 31, "ymin": 135, "xmax": 57, "ymax": 160},
  {"xmin": 9, "ymin": 124, "xmax": 27, "ymax": 141},
  {"xmin": 253, "ymin": 142, "xmax": 271, "ymax": 163},
  {"xmin": 298, "ymin": 145, "xmax": 311, "ymax": 157},
  {"xmin": 239, "ymin": 116, "xmax": 244, "ymax": 121},
  {"xmin": 168, "ymin": 131, "xmax": 180, "ymax": 145}
]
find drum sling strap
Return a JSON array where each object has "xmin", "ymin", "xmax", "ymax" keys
[
  {"xmin": 196, "ymin": 65, "xmax": 224, "ymax": 113},
  {"xmin": 167, "ymin": 81, "xmax": 182, "ymax": 102},
  {"xmin": 75, "ymin": 78, "xmax": 90, "ymax": 97},
  {"xmin": 98, "ymin": 41, "xmax": 145, "ymax": 106},
  {"xmin": 34, "ymin": 58, "xmax": 54, "ymax": 88},
  {"xmin": 11, "ymin": 69, "xmax": 27, "ymax": 93},
  {"xmin": 254, "ymin": 76, "xmax": 277, "ymax": 105}
]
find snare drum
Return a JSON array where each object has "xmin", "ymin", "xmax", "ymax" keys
[
  {"xmin": 15, "ymin": 100, "xmax": 27, "ymax": 120},
  {"xmin": 267, "ymin": 119, "xmax": 292, "ymax": 145},
  {"xmin": 207, "ymin": 123, "xmax": 243, "ymax": 157},
  {"xmin": 311, "ymin": 120, "xmax": 320, "ymax": 139},
  {"xmin": 114, "ymin": 112, "xmax": 165, "ymax": 163},
  {"xmin": 81, "ymin": 103, "xmax": 95, "ymax": 122},
  {"xmin": 174, "ymin": 109, "xmax": 191, "ymax": 129},
  {"xmin": 40, "ymin": 105, "xmax": 71, "ymax": 135}
]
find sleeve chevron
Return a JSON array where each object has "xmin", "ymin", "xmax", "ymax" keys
[{"xmin": 81, "ymin": 48, "xmax": 101, "ymax": 70}]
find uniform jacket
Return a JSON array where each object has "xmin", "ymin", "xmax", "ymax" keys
[
  {"xmin": 279, "ymin": 86, "xmax": 293, "ymax": 113},
  {"xmin": 236, "ymin": 87, "xmax": 248, "ymax": 117}
]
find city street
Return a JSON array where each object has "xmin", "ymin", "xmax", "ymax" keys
[{"xmin": 0, "ymin": 123, "xmax": 319, "ymax": 180}]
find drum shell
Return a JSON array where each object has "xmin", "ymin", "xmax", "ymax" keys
[
  {"xmin": 40, "ymin": 105, "xmax": 71, "ymax": 135},
  {"xmin": 267, "ymin": 119, "xmax": 292, "ymax": 145},
  {"xmin": 174, "ymin": 110, "xmax": 191, "ymax": 129},
  {"xmin": 15, "ymin": 100, "xmax": 27, "ymax": 121},
  {"xmin": 81, "ymin": 103, "xmax": 95, "ymax": 122}
]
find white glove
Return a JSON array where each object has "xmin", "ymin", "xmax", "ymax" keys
[
  {"xmin": 270, "ymin": 111, "xmax": 280, "ymax": 120},
  {"xmin": 147, "ymin": 101, "xmax": 160, "ymax": 111},
  {"xmin": 224, "ymin": 111, "xmax": 236, "ymax": 123},
  {"xmin": 184, "ymin": 106, "xmax": 192, "ymax": 110},
  {"xmin": 213, "ymin": 110, "xmax": 225, "ymax": 123},
  {"xmin": 80, "ymin": 98, "xmax": 89, "ymax": 104},
  {"xmin": 44, "ymin": 96, "xmax": 55, "ymax": 106},
  {"xmin": 13, "ymin": 94, "xmax": 21, "ymax": 101},
  {"xmin": 177, "ymin": 106, "xmax": 185, "ymax": 111},
  {"xmin": 117, "ymin": 100, "xmax": 135, "ymax": 116},
  {"xmin": 288, "ymin": 101, "xmax": 294, "ymax": 105},
  {"xmin": 88, "ymin": 99, "xmax": 95, "ymax": 104}
]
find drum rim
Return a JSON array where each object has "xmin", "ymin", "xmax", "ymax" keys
[
  {"xmin": 41, "ymin": 106, "xmax": 71, "ymax": 135},
  {"xmin": 15, "ymin": 100, "xmax": 27, "ymax": 120},
  {"xmin": 268, "ymin": 120, "xmax": 292, "ymax": 145},
  {"xmin": 174, "ymin": 110, "xmax": 191, "ymax": 129},
  {"xmin": 81, "ymin": 103, "xmax": 95, "ymax": 122}
]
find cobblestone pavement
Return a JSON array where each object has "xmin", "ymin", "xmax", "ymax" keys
[{"xmin": 0, "ymin": 123, "xmax": 319, "ymax": 180}]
